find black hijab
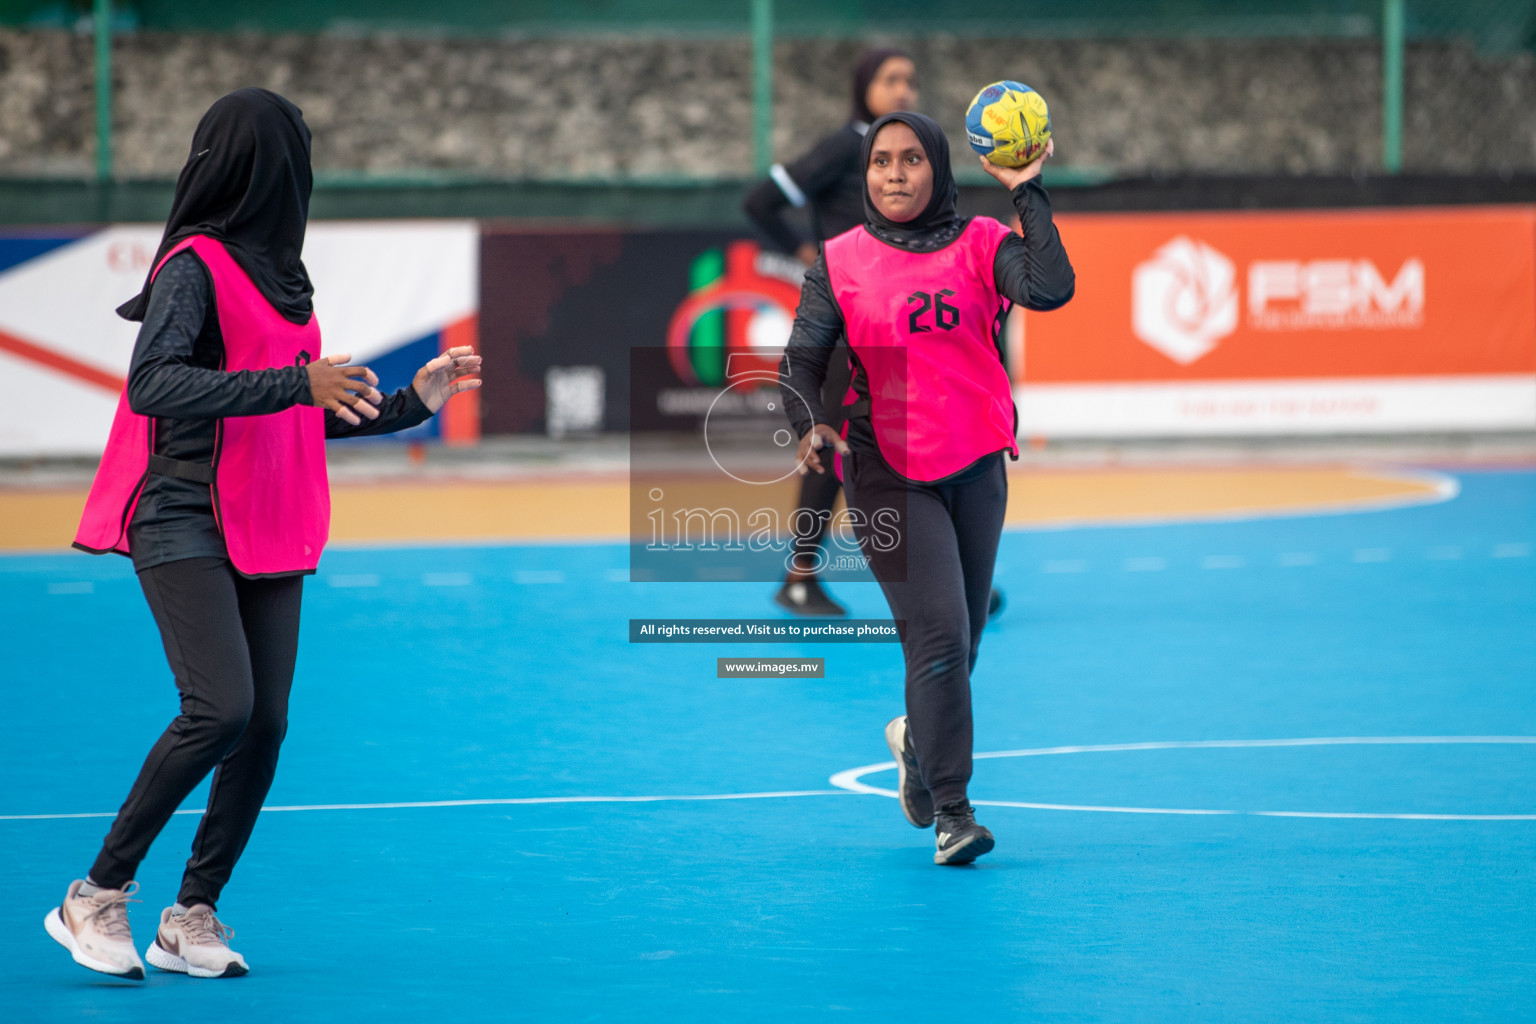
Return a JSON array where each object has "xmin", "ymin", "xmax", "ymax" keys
[
  {"xmin": 851, "ymin": 47, "xmax": 912, "ymax": 124},
  {"xmin": 119, "ymin": 88, "xmax": 315, "ymax": 325},
  {"xmin": 859, "ymin": 111, "xmax": 965, "ymax": 252}
]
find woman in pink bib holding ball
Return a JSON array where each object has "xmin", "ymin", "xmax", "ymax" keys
[
  {"xmin": 46, "ymin": 89, "xmax": 480, "ymax": 980},
  {"xmin": 779, "ymin": 111, "xmax": 1073, "ymax": 865}
]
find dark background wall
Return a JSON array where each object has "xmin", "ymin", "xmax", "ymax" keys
[{"xmin": 6, "ymin": 28, "xmax": 1536, "ymax": 183}]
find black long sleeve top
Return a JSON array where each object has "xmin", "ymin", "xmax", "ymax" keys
[
  {"xmin": 741, "ymin": 122, "xmax": 870, "ymax": 253},
  {"xmin": 125, "ymin": 250, "xmax": 433, "ymax": 571},
  {"xmin": 777, "ymin": 178, "xmax": 1075, "ymax": 454}
]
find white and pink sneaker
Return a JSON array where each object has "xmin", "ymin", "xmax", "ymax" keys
[
  {"xmin": 145, "ymin": 904, "xmax": 249, "ymax": 978},
  {"xmin": 45, "ymin": 879, "xmax": 146, "ymax": 979}
]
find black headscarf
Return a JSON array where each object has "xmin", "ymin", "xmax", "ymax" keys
[
  {"xmin": 118, "ymin": 88, "xmax": 315, "ymax": 325},
  {"xmin": 850, "ymin": 47, "xmax": 912, "ymax": 124},
  {"xmin": 859, "ymin": 111, "xmax": 965, "ymax": 252}
]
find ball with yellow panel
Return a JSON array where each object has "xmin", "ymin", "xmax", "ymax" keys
[{"xmin": 966, "ymin": 80, "xmax": 1052, "ymax": 168}]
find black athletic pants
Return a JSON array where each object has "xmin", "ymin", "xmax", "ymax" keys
[
  {"xmin": 89, "ymin": 557, "xmax": 302, "ymax": 910},
  {"xmin": 789, "ymin": 350, "xmax": 853, "ymax": 573},
  {"xmin": 842, "ymin": 448, "xmax": 1008, "ymax": 809}
]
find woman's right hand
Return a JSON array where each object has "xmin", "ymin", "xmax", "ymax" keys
[
  {"xmin": 978, "ymin": 137, "xmax": 1053, "ymax": 190},
  {"xmin": 796, "ymin": 423, "xmax": 851, "ymax": 476},
  {"xmin": 307, "ymin": 353, "xmax": 382, "ymax": 426}
]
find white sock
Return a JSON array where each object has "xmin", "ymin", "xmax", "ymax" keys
[
  {"xmin": 77, "ymin": 879, "xmax": 103, "ymax": 898},
  {"xmin": 172, "ymin": 903, "xmax": 190, "ymax": 917}
]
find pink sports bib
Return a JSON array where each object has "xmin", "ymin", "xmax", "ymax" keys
[
  {"xmin": 824, "ymin": 217, "xmax": 1019, "ymax": 482},
  {"xmin": 75, "ymin": 235, "xmax": 330, "ymax": 575}
]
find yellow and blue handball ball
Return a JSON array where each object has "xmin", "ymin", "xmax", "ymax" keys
[{"xmin": 965, "ymin": 80, "xmax": 1052, "ymax": 168}]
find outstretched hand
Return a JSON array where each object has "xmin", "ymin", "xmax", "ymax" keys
[
  {"xmin": 412, "ymin": 346, "xmax": 483, "ymax": 413},
  {"xmin": 795, "ymin": 423, "xmax": 851, "ymax": 477},
  {"xmin": 978, "ymin": 138, "xmax": 1054, "ymax": 190},
  {"xmin": 307, "ymin": 353, "xmax": 382, "ymax": 426}
]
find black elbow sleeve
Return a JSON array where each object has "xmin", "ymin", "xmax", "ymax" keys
[
  {"xmin": 742, "ymin": 181, "xmax": 774, "ymax": 219},
  {"xmin": 125, "ymin": 372, "xmax": 153, "ymax": 416},
  {"xmin": 1043, "ymin": 272, "xmax": 1076, "ymax": 311}
]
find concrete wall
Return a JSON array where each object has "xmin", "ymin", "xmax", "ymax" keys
[{"xmin": 3, "ymin": 29, "xmax": 1534, "ymax": 179}]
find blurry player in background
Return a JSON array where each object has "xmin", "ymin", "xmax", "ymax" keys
[
  {"xmin": 743, "ymin": 49, "xmax": 917, "ymax": 618},
  {"xmin": 744, "ymin": 48, "xmax": 917, "ymax": 271}
]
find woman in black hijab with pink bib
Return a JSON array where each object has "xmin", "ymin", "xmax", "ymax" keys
[
  {"xmin": 779, "ymin": 111, "xmax": 1074, "ymax": 865},
  {"xmin": 47, "ymin": 88, "xmax": 481, "ymax": 981}
]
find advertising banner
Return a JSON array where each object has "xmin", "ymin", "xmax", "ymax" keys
[
  {"xmin": 0, "ymin": 221, "xmax": 479, "ymax": 456},
  {"xmin": 7, "ymin": 207, "xmax": 1535, "ymax": 457},
  {"xmin": 479, "ymin": 228, "xmax": 804, "ymax": 436},
  {"xmin": 1014, "ymin": 206, "xmax": 1536, "ymax": 434}
]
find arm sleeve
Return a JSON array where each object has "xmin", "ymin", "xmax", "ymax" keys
[
  {"xmin": 742, "ymin": 176, "xmax": 804, "ymax": 255},
  {"xmin": 992, "ymin": 179, "xmax": 1076, "ymax": 312},
  {"xmin": 323, "ymin": 383, "xmax": 434, "ymax": 439},
  {"xmin": 125, "ymin": 251, "xmax": 312, "ymax": 419},
  {"xmin": 778, "ymin": 254, "xmax": 845, "ymax": 438},
  {"xmin": 742, "ymin": 129, "xmax": 861, "ymax": 255},
  {"xmin": 783, "ymin": 130, "xmax": 862, "ymax": 206}
]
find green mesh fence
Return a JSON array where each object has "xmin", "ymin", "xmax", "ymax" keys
[{"xmin": 3, "ymin": 0, "xmax": 1535, "ymax": 50}]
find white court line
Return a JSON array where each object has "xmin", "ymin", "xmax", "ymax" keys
[
  {"xmin": 1124, "ymin": 557, "xmax": 1168, "ymax": 572},
  {"xmin": 828, "ymin": 737, "xmax": 1536, "ymax": 821},
  {"xmin": 0, "ymin": 790, "xmax": 851, "ymax": 822},
  {"xmin": 327, "ymin": 574, "xmax": 381, "ymax": 588},
  {"xmin": 1200, "ymin": 555, "xmax": 1245, "ymax": 570},
  {"xmin": 0, "ymin": 466, "xmax": 1469, "ymax": 564},
  {"xmin": 1006, "ymin": 468, "xmax": 1460, "ymax": 534},
  {"xmin": 9, "ymin": 739, "xmax": 1536, "ymax": 824}
]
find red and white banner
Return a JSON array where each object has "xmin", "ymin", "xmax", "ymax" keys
[
  {"xmin": 1013, "ymin": 206, "xmax": 1536, "ymax": 435},
  {"xmin": 0, "ymin": 221, "xmax": 478, "ymax": 456}
]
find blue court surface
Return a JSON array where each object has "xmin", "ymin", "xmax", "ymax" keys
[{"xmin": 2, "ymin": 467, "xmax": 1533, "ymax": 1022}]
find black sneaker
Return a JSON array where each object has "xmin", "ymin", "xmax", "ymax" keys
[
  {"xmin": 933, "ymin": 800, "xmax": 995, "ymax": 866},
  {"xmin": 987, "ymin": 587, "xmax": 1006, "ymax": 622},
  {"xmin": 773, "ymin": 579, "xmax": 848, "ymax": 618},
  {"xmin": 883, "ymin": 716, "xmax": 934, "ymax": 828}
]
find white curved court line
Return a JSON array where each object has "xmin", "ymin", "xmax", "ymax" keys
[
  {"xmin": 1006, "ymin": 468, "xmax": 1460, "ymax": 534},
  {"xmin": 9, "ymin": 737, "xmax": 1535, "ymax": 824},
  {"xmin": 828, "ymin": 736, "xmax": 1536, "ymax": 821},
  {"xmin": 0, "ymin": 790, "xmax": 852, "ymax": 822}
]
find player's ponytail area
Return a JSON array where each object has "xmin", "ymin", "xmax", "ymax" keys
[{"xmin": 1, "ymin": 459, "xmax": 1533, "ymax": 1021}]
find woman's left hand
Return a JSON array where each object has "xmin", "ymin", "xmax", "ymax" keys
[
  {"xmin": 978, "ymin": 138, "xmax": 1054, "ymax": 189},
  {"xmin": 412, "ymin": 346, "xmax": 483, "ymax": 413}
]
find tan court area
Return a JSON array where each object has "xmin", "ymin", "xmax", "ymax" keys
[{"xmin": 0, "ymin": 466, "xmax": 1445, "ymax": 552}]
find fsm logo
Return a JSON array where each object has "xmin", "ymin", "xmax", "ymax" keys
[
  {"xmin": 1131, "ymin": 236, "xmax": 1239, "ymax": 365},
  {"xmin": 1133, "ymin": 237, "xmax": 1429, "ymax": 363},
  {"xmin": 1248, "ymin": 258, "xmax": 1424, "ymax": 329}
]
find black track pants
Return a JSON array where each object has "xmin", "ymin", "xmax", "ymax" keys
[
  {"xmin": 843, "ymin": 449, "xmax": 1008, "ymax": 808},
  {"xmin": 89, "ymin": 557, "xmax": 302, "ymax": 909}
]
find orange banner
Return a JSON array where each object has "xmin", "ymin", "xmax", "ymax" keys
[{"xmin": 1018, "ymin": 206, "xmax": 1536, "ymax": 383}]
